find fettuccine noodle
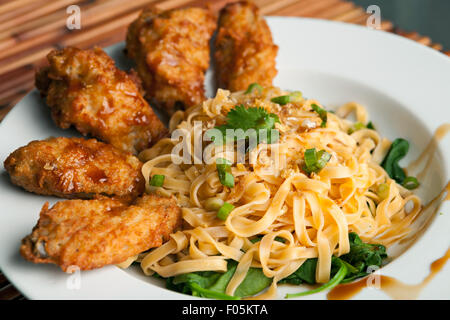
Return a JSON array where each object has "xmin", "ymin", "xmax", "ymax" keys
[{"xmin": 135, "ymin": 87, "xmax": 421, "ymax": 299}]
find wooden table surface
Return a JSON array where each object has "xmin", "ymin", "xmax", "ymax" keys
[{"xmin": 0, "ymin": 0, "xmax": 448, "ymax": 300}]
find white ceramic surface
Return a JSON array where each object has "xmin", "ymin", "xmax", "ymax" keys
[{"xmin": 0, "ymin": 17, "xmax": 449, "ymax": 300}]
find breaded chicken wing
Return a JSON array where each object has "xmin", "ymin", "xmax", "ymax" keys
[
  {"xmin": 20, "ymin": 194, "xmax": 181, "ymax": 271},
  {"xmin": 35, "ymin": 47, "xmax": 168, "ymax": 154},
  {"xmin": 126, "ymin": 7, "xmax": 216, "ymax": 114},
  {"xmin": 4, "ymin": 137, "xmax": 144, "ymax": 201},
  {"xmin": 215, "ymin": 1, "xmax": 278, "ymax": 91}
]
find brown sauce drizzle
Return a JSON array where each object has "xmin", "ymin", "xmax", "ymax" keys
[
  {"xmin": 406, "ymin": 123, "xmax": 450, "ymax": 181},
  {"xmin": 87, "ymin": 167, "xmax": 108, "ymax": 183},
  {"xmin": 328, "ymin": 248, "xmax": 450, "ymax": 300},
  {"xmin": 398, "ymin": 181, "xmax": 450, "ymax": 247},
  {"xmin": 446, "ymin": 183, "xmax": 450, "ymax": 201}
]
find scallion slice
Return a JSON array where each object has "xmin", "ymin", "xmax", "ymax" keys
[
  {"xmin": 217, "ymin": 202, "xmax": 235, "ymax": 220},
  {"xmin": 377, "ymin": 183, "xmax": 390, "ymax": 200},
  {"xmin": 402, "ymin": 176, "xmax": 420, "ymax": 190},
  {"xmin": 303, "ymin": 148, "xmax": 331, "ymax": 174},
  {"xmin": 216, "ymin": 158, "xmax": 234, "ymax": 188},
  {"xmin": 150, "ymin": 174, "xmax": 165, "ymax": 187},
  {"xmin": 304, "ymin": 148, "xmax": 318, "ymax": 169},
  {"xmin": 311, "ymin": 104, "xmax": 327, "ymax": 128},
  {"xmin": 244, "ymin": 83, "xmax": 263, "ymax": 95},
  {"xmin": 271, "ymin": 91, "xmax": 302, "ymax": 105}
]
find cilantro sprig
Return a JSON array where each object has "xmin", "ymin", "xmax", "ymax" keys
[{"xmin": 208, "ymin": 105, "xmax": 280, "ymax": 146}]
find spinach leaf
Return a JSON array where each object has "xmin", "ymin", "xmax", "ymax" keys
[
  {"xmin": 279, "ymin": 233, "xmax": 387, "ymax": 289},
  {"xmin": 341, "ymin": 232, "xmax": 387, "ymax": 270},
  {"xmin": 278, "ymin": 258, "xmax": 317, "ymax": 285},
  {"xmin": 166, "ymin": 260, "xmax": 273, "ymax": 299},
  {"xmin": 235, "ymin": 267, "xmax": 273, "ymax": 297},
  {"xmin": 165, "ymin": 233, "xmax": 388, "ymax": 299},
  {"xmin": 381, "ymin": 138, "xmax": 409, "ymax": 184},
  {"xmin": 250, "ymin": 236, "xmax": 286, "ymax": 244},
  {"xmin": 285, "ymin": 258, "xmax": 347, "ymax": 298}
]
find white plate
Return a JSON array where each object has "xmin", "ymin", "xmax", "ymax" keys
[{"xmin": 0, "ymin": 17, "xmax": 449, "ymax": 300}]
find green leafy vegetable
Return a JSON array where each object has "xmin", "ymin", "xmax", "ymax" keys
[
  {"xmin": 164, "ymin": 233, "xmax": 387, "ymax": 299},
  {"xmin": 311, "ymin": 104, "xmax": 327, "ymax": 128},
  {"xmin": 271, "ymin": 91, "xmax": 302, "ymax": 105},
  {"xmin": 166, "ymin": 261, "xmax": 271, "ymax": 299},
  {"xmin": 167, "ymin": 269, "xmax": 239, "ymax": 300},
  {"xmin": 217, "ymin": 202, "xmax": 235, "ymax": 220},
  {"xmin": 250, "ymin": 236, "xmax": 287, "ymax": 244},
  {"xmin": 381, "ymin": 138, "xmax": 410, "ymax": 184},
  {"xmin": 216, "ymin": 158, "xmax": 234, "ymax": 188},
  {"xmin": 210, "ymin": 105, "xmax": 280, "ymax": 146},
  {"xmin": 244, "ymin": 83, "xmax": 263, "ymax": 95},
  {"xmin": 278, "ymin": 258, "xmax": 317, "ymax": 285},
  {"xmin": 303, "ymin": 148, "xmax": 332, "ymax": 174},
  {"xmin": 366, "ymin": 121, "xmax": 376, "ymax": 130},
  {"xmin": 285, "ymin": 258, "xmax": 347, "ymax": 298},
  {"xmin": 283, "ymin": 232, "xmax": 387, "ymax": 296},
  {"xmin": 338, "ymin": 232, "xmax": 387, "ymax": 283},
  {"xmin": 150, "ymin": 174, "xmax": 165, "ymax": 187},
  {"xmin": 234, "ymin": 267, "xmax": 273, "ymax": 297}
]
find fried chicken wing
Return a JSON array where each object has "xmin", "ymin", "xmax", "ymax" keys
[
  {"xmin": 4, "ymin": 137, "xmax": 144, "ymax": 201},
  {"xmin": 35, "ymin": 47, "xmax": 168, "ymax": 154},
  {"xmin": 126, "ymin": 7, "xmax": 216, "ymax": 114},
  {"xmin": 20, "ymin": 194, "xmax": 181, "ymax": 271},
  {"xmin": 215, "ymin": 1, "xmax": 278, "ymax": 91}
]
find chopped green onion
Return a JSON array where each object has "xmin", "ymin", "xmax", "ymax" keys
[
  {"xmin": 285, "ymin": 258, "xmax": 347, "ymax": 298},
  {"xmin": 354, "ymin": 122, "xmax": 365, "ymax": 131},
  {"xmin": 348, "ymin": 122, "xmax": 375, "ymax": 134},
  {"xmin": 303, "ymin": 148, "xmax": 331, "ymax": 174},
  {"xmin": 311, "ymin": 104, "xmax": 327, "ymax": 128},
  {"xmin": 402, "ymin": 176, "xmax": 420, "ymax": 190},
  {"xmin": 304, "ymin": 148, "xmax": 318, "ymax": 169},
  {"xmin": 271, "ymin": 91, "xmax": 302, "ymax": 105},
  {"xmin": 290, "ymin": 91, "xmax": 303, "ymax": 101},
  {"xmin": 377, "ymin": 183, "xmax": 389, "ymax": 200},
  {"xmin": 244, "ymin": 83, "xmax": 263, "ymax": 95},
  {"xmin": 217, "ymin": 202, "xmax": 235, "ymax": 220},
  {"xmin": 216, "ymin": 158, "xmax": 234, "ymax": 188},
  {"xmin": 271, "ymin": 95, "xmax": 290, "ymax": 105},
  {"xmin": 316, "ymin": 150, "xmax": 332, "ymax": 169},
  {"xmin": 204, "ymin": 197, "xmax": 225, "ymax": 211},
  {"xmin": 150, "ymin": 174, "xmax": 165, "ymax": 187}
]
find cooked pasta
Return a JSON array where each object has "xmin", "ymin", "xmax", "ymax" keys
[{"xmin": 136, "ymin": 86, "xmax": 422, "ymax": 299}]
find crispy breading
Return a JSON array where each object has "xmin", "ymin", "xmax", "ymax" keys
[
  {"xmin": 215, "ymin": 1, "xmax": 278, "ymax": 91},
  {"xmin": 35, "ymin": 47, "xmax": 168, "ymax": 154},
  {"xmin": 4, "ymin": 137, "xmax": 144, "ymax": 201},
  {"xmin": 20, "ymin": 194, "xmax": 181, "ymax": 271},
  {"xmin": 126, "ymin": 7, "xmax": 216, "ymax": 114}
]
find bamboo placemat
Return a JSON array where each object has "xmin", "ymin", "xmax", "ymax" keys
[{"xmin": 0, "ymin": 0, "xmax": 448, "ymax": 300}]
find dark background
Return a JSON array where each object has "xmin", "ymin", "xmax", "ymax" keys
[{"xmin": 352, "ymin": 0, "xmax": 450, "ymax": 49}]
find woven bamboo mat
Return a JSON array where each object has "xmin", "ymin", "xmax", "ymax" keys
[{"xmin": 0, "ymin": 0, "xmax": 448, "ymax": 300}]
